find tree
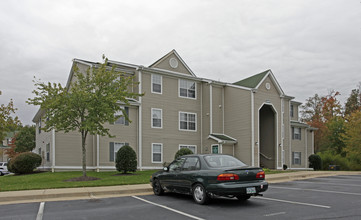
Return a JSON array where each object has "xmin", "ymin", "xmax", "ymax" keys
[
  {"xmin": 342, "ymin": 111, "xmax": 361, "ymax": 160},
  {"xmin": 0, "ymin": 90, "xmax": 21, "ymax": 141},
  {"xmin": 14, "ymin": 125, "xmax": 36, "ymax": 152},
  {"xmin": 326, "ymin": 116, "xmax": 346, "ymax": 155},
  {"xmin": 4, "ymin": 136, "xmax": 20, "ymax": 159},
  {"xmin": 27, "ymin": 56, "xmax": 143, "ymax": 177},
  {"xmin": 115, "ymin": 145, "xmax": 137, "ymax": 174},
  {"xmin": 344, "ymin": 84, "xmax": 361, "ymax": 116}
]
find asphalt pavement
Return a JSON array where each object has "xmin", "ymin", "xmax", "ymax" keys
[{"xmin": 0, "ymin": 171, "xmax": 360, "ymax": 205}]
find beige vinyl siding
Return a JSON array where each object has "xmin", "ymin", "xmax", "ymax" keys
[
  {"xmin": 55, "ymin": 131, "xmax": 94, "ymax": 166},
  {"xmin": 35, "ymin": 117, "xmax": 53, "ymax": 168},
  {"xmin": 211, "ymin": 85, "xmax": 224, "ymax": 134},
  {"xmin": 291, "ymin": 127, "xmax": 306, "ymax": 168},
  {"xmin": 254, "ymin": 76, "xmax": 282, "ymax": 168},
  {"xmin": 141, "ymin": 71, "xmax": 201, "ymax": 167},
  {"xmin": 98, "ymin": 106, "xmax": 138, "ymax": 167},
  {"xmin": 152, "ymin": 53, "xmax": 193, "ymax": 76},
  {"xmin": 224, "ymin": 86, "xmax": 252, "ymax": 165}
]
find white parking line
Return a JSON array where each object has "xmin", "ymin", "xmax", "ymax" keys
[
  {"xmin": 295, "ymin": 181, "xmax": 361, "ymax": 187},
  {"xmin": 132, "ymin": 196, "xmax": 205, "ymax": 220},
  {"xmin": 36, "ymin": 202, "xmax": 45, "ymax": 220},
  {"xmin": 271, "ymin": 186, "xmax": 361, "ymax": 196},
  {"xmin": 255, "ymin": 197, "xmax": 331, "ymax": 209},
  {"xmin": 264, "ymin": 212, "xmax": 286, "ymax": 217}
]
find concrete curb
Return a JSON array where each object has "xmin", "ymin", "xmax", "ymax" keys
[{"xmin": 1, "ymin": 171, "xmax": 360, "ymax": 205}]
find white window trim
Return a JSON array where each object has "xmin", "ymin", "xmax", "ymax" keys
[
  {"xmin": 152, "ymin": 143, "xmax": 163, "ymax": 163},
  {"xmin": 179, "ymin": 144, "xmax": 197, "ymax": 154},
  {"xmin": 178, "ymin": 79, "xmax": 197, "ymax": 100},
  {"xmin": 151, "ymin": 108, "xmax": 163, "ymax": 129},
  {"xmin": 179, "ymin": 111, "xmax": 197, "ymax": 132},
  {"xmin": 151, "ymin": 74, "xmax": 162, "ymax": 94}
]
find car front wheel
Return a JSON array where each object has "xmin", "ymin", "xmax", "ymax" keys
[
  {"xmin": 152, "ymin": 179, "xmax": 164, "ymax": 196},
  {"xmin": 192, "ymin": 183, "xmax": 209, "ymax": 205}
]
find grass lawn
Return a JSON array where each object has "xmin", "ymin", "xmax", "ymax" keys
[
  {"xmin": 0, "ymin": 170, "xmax": 157, "ymax": 192},
  {"xmin": 0, "ymin": 169, "xmax": 296, "ymax": 192}
]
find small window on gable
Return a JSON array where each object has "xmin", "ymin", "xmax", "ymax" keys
[
  {"xmin": 179, "ymin": 79, "xmax": 196, "ymax": 99},
  {"xmin": 152, "ymin": 74, "xmax": 162, "ymax": 94}
]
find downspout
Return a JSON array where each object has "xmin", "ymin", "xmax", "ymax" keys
[
  {"xmin": 289, "ymin": 102, "xmax": 292, "ymax": 169},
  {"xmin": 210, "ymin": 83, "xmax": 213, "ymax": 134},
  {"xmin": 222, "ymin": 86, "xmax": 225, "ymax": 134},
  {"xmin": 305, "ymin": 128, "xmax": 308, "ymax": 169},
  {"xmin": 251, "ymin": 89, "xmax": 255, "ymax": 166},
  {"xmin": 138, "ymin": 68, "xmax": 143, "ymax": 170},
  {"xmin": 281, "ymin": 98, "xmax": 284, "ymax": 167},
  {"xmin": 51, "ymin": 129, "xmax": 55, "ymax": 172},
  {"xmin": 200, "ymin": 83, "xmax": 203, "ymax": 154}
]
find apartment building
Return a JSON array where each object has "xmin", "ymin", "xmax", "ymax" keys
[{"xmin": 32, "ymin": 50, "xmax": 315, "ymax": 171}]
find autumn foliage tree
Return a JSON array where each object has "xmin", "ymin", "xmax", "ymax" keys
[
  {"xmin": 0, "ymin": 90, "xmax": 21, "ymax": 141},
  {"xmin": 27, "ymin": 56, "xmax": 143, "ymax": 178}
]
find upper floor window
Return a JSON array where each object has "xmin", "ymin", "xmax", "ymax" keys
[
  {"xmin": 113, "ymin": 107, "xmax": 129, "ymax": 126},
  {"xmin": 290, "ymin": 104, "xmax": 294, "ymax": 117},
  {"xmin": 179, "ymin": 112, "xmax": 196, "ymax": 131},
  {"xmin": 152, "ymin": 74, "xmax": 162, "ymax": 94},
  {"xmin": 292, "ymin": 127, "xmax": 301, "ymax": 140},
  {"xmin": 38, "ymin": 118, "xmax": 42, "ymax": 134},
  {"xmin": 179, "ymin": 79, "xmax": 196, "ymax": 99},
  {"xmin": 179, "ymin": 145, "xmax": 196, "ymax": 153},
  {"xmin": 151, "ymin": 108, "xmax": 162, "ymax": 128}
]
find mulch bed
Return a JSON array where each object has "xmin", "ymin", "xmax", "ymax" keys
[{"xmin": 64, "ymin": 176, "xmax": 100, "ymax": 182}]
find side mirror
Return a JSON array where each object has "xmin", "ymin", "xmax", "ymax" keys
[{"xmin": 163, "ymin": 167, "xmax": 169, "ymax": 172}]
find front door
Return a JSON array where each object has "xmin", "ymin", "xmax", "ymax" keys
[{"xmin": 212, "ymin": 144, "xmax": 219, "ymax": 154}]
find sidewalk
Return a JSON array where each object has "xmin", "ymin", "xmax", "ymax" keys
[{"xmin": 1, "ymin": 171, "xmax": 360, "ymax": 205}]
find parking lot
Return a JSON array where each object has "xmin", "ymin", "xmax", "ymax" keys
[{"xmin": 0, "ymin": 175, "xmax": 360, "ymax": 219}]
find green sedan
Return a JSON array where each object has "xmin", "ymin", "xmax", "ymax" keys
[{"xmin": 150, "ymin": 154, "xmax": 268, "ymax": 205}]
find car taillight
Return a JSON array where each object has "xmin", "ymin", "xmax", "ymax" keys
[
  {"xmin": 256, "ymin": 171, "xmax": 265, "ymax": 179},
  {"xmin": 217, "ymin": 173, "xmax": 239, "ymax": 181}
]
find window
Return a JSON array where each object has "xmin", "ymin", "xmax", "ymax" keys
[
  {"xmin": 292, "ymin": 152, "xmax": 301, "ymax": 165},
  {"xmin": 38, "ymin": 147, "xmax": 41, "ymax": 155},
  {"xmin": 179, "ymin": 79, "xmax": 196, "ymax": 99},
  {"xmin": 290, "ymin": 104, "xmax": 294, "ymax": 118},
  {"xmin": 292, "ymin": 127, "xmax": 302, "ymax": 140},
  {"xmin": 152, "ymin": 74, "xmax": 162, "ymax": 94},
  {"xmin": 152, "ymin": 143, "xmax": 163, "ymax": 163},
  {"xmin": 179, "ymin": 145, "xmax": 196, "ymax": 153},
  {"xmin": 169, "ymin": 157, "xmax": 186, "ymax": 171},
  {"xmin": 46, "ymin": 143, "xmax": 50, "ymax": 162},
  {"xmin": 212, "ymin": 144, "xmax": 219, "ymax": 154},
  {"xmin": 205, "ymin": 155, "xmax": 246, "ymax": 168},
  {"xmin": 179, "ymin": 112, "xmax": 196, "ymax": 131},
  {"xmin": 182, "ymin": 157, "xmax": 200, "ymax": 171},
  {"xmin": 151, "ymin": 108, "xmax": 162, "ymax": 128},
  {"xmin": 38, "ymin": 119, "xmax": 42, "ymax": 134},
  {"xmin": 109, "ymin": 142, "xmax": 128, "ymax": 162},
  {"xmin": 113, "ymin": 107, "xmax": 129, "ymax": 125}
]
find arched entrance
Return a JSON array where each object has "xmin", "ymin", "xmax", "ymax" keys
[{"xmin": 259, "ymin": 104, "xmax": 276, "ymax": 169}]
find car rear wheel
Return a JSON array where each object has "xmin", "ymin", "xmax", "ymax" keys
[
  {"xmin": 0, "ymin": 171, "xmax": 3, "ymax": 176},
  {"xmin": 236, "ymin": 195, "xmax": 251, "ymax": 201},
  {"xmin": 153, "ymin": 179, "xmax": 164, "ymax": 196},
  {"xmin": 192, "ymin": 184, "xmax": 209, "ymax": 205}
]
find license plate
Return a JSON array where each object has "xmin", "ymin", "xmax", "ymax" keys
[{"xmin": 246, "ymin": 187, "xmax": 256, "ymax": 194}]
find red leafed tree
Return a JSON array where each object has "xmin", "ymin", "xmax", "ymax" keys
[{"xmin": 5, "ymin": 134, "xmax": 20, "ymax": 159}]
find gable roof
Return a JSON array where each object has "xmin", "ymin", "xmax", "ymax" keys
[
  {"xmin": 149, "ymin": 49, "xmax": 196, "ymax": 77},
  {"xmin": 233, "ymin": 69, "xmax": 285, "ymax": 96},
  {"xmin": 233, "ymin": 70, "xmax": 269, "ymax": 88},
  {"xmin": 208, "ymin": 133, "xmax": 237, "ymax": 144}
]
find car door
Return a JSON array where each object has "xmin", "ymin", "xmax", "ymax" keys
[
  {"xmin": 177, "ymin": 157, "xmax": 201, "ymax": 194},
  {"xmin": 159, "ymin": 158, "xmax": 186, "ymax": 191}
]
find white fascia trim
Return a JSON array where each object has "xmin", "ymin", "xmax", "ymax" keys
[
  {"xmin": 172, "ymin": 49, "xmax": 197, "ymax": 77},
  {"xmin": 226, "ymin": 83, "xmax": 252, "ymax": 91},
  {"xmin": 107, "ymin": 60, "xmax": 139, "ymax": 69},
  {"xmin": 148, "ymin": 67, "xmax": 198, "ymax": 79}
]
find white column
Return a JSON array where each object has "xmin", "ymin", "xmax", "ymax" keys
[
  {"xmin": 51, "ymin": 129, "xmax": 55, "ymax": 172},
  {"xmin": 96, "ymin": 135, "xmax": 99, "ymax": 172},
  {"xmin": 251, "ymin": 90, "xmax": 255, "ymax": 166},
  {"xmin": 138, "ymin": 70, "xmax": 143, "ymax": 170}
]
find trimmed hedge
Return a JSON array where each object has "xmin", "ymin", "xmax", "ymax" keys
[
  {"xmin": 115, "ymin": 145, "xmax": 137, "ymax": 174},
  {"xmin": 174, "ymin": 148, "xmax": 193, "ymax": 159},
  {"xmin": 8, "ymin": 152, "xmax": 42, "ymax": 174},
  {"xmin": 308, "ymin": 154, "xmax": 322, "ymax": 170}
]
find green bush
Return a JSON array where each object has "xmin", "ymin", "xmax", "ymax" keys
[
  {"xmin": 317, "ymin": 151, "xmax": 349, "ymax": 170},
  {"xmin": 115, "ymin": 145, "xmax": 137, "ymax": 174},
  {"xmin": 174, "ymin": 148, "xmax": 193, "ymax": 159},
  {"xmin": 8, "ymin": 152, "xmax": 42, "ymax": 174},
  {"xmin": 308, "ymin": 154, "xmax": 322, "ymax": 170}
]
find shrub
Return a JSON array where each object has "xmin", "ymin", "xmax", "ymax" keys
[
  {"xmin": 115, "ymin": 145, "xmax": 137, "ymax": 174},
  {"xmin": 174, "ymin": 148, "xmax": 193, "ymax": 159},
  {"xmin": 317, "ymin": 151, "xmax": 349, "ymax": 170},
  {"xmin": 8, "ymin": 152, "xmax": 42, "ymax": 174},
  {"xmin": 308, "ymin": 154, "xmax": 322, "ymax": 170}
]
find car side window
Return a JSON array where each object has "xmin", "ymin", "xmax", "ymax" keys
[
  {"xmin": 182, "ymin": 157, "xmax": 200, "ymax": 171},
  {"xmin": 169, "ymin": 158, "xmax": 186, "ymax": 172}
]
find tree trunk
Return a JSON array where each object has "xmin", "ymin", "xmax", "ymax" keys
[{"xmin": 81, "ymin": 132, "xmax": 87, "ymax": 177}]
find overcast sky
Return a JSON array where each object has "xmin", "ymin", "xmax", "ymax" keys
[{"xmin": 0, "ymin": 0, "xmax": 360, "ymax": 125}]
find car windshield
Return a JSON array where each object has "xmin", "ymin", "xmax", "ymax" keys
[{"xmin": 204, "ymin": 155, "xmax": 247, "ymax": 168}]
